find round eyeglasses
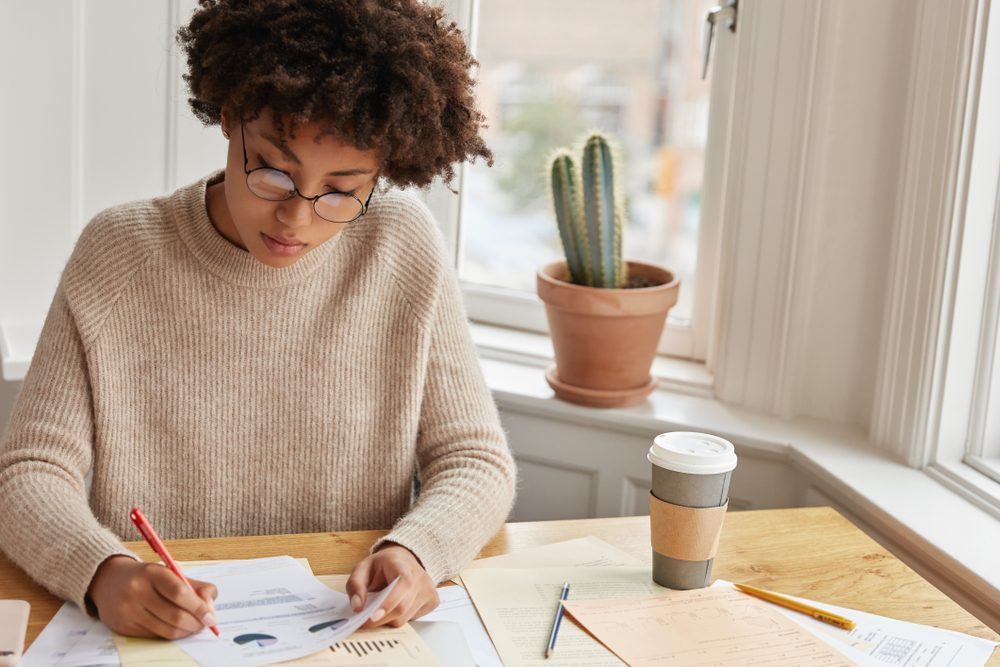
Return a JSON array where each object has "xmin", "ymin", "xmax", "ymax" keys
[{"xmin": 240, "ymin": 122, "xmax": 374, "ymax": 223}]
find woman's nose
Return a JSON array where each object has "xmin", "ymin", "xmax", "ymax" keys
[{"xmin": 276, "ymin": 195, "xmax": 313, "ymax": 227}]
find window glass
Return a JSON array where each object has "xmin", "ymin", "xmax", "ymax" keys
[{"xmin": 461, "ymin": 0, "xmax": 716, "ymax": 321}]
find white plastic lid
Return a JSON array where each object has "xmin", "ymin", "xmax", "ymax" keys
[{"xmin": 647, "ymin": 431, "xmax": 737, "ymax": 475}]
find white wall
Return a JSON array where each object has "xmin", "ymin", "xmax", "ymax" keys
[
  {"xmin": 0, "ymin": 0, "xmax": 224, "ymax": 412},
  {"xmin": 0, "ymin": 0, "xmax": 223, "ymax": 330},
  {"xmin": 1, "ymin": 5, "xmax": 79, "ymax": 327}
]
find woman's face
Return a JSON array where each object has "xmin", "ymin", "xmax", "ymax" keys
[{"xmin": 215, "ymin": 109, "xmax": 380, "ymax": 268}]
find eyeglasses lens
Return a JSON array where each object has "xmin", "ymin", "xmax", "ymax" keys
[
  {"xmin": 315, "ymin": 194, "xmax": 363, "ymax": 223},
  {"xmin": 247, "ymin": 169, "xmax": 295, "ymax": 201}
]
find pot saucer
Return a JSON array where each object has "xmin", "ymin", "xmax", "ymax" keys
[{"xmin": 545, "ymin": 365, "xmax": 658, "ymax": 409}]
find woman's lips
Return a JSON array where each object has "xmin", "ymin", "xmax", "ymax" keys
[{"xmin": 261, "ymin": 232, "xmax": 306, "ymax": 256}]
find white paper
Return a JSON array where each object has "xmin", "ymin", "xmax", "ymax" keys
[
  {"xmin": 419, "ymin": 585, "xmax": 502, "ymax": 667},
  {"xmin": 715, "ymin": 581, "xmax": 999, "ymax": 667},
  {"xmin": 20, "ymin": 603, "xmax": 118, "ymax": 667},
  {"xmin": 175, "ymin": 556, "xmax": 396, "ymax": 667},
  {"xmin": 55, "ymin": 625, "xmax": 119, "ymax": 667}
]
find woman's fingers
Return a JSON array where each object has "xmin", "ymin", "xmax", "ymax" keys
[
  {"xmin": 346, "ymin": 557, "xmax": 374, "ymax": 612},
  {"xmin": 348, "ymin": 556, "xmax": 392, "ymax": 612},
  {"xmin": 384, "ymin": 582, "xmax": 441, "ymax": 627},
  {"xmin": 86, "ymin": 558, "xmax": 219, "ymax": 640},
  {"xmin": 148, "ymin": 567, "xmax": 217, "ymax": 631},
  {"xmin": 191, "ymin": 578, "xmax": 219, "ymax": 603},
  {"xmin": 143, "ymin": 587, "xmax": 209, "ymax": 636},
  {"xmin": 367, "ymin": 574, "xmax": 442, "ymax": 628},
  {"xmin": 349, "ymin": 545, "xmax": 441, "ymax": 628},
  {"xmin": 367, "ymin": 585, "xmax": 418, "ymax": 628},
  {"xmin": 139, "ymin": 598, "xmax": 204, "ymax": 639}
]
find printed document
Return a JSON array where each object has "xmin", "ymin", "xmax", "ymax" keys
[
  {"xmin": 714, "ymin": 581, "xmax": 999, "ymax": 667},
  {"xmin": 22, "ymin": 557, "xmax": 408, "ymax": 667},
  {"xmin": 316, "ymin": 575, "xmax": 489, "ymax": 667},
  {"xmin": 20, "ymin": 603, "xmax": 115, "ymax": 667},
  {"xmin": 173, "ymin": 556, "xmax": 395, "ymax": 666}
]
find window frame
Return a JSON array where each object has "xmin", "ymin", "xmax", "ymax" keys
[
  {"xmin": 964, "ymin": 0, "xmax": 1000, "ymax": 478},
  {"xmin": 914, "ymin": 0, "xmax": 1000, "ymax": 516},
  {"xmin": 422, "ymin": 0, "xmax": 730, "ymax": 363}
]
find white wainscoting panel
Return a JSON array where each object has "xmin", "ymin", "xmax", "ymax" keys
[
  {"xmin": 622, "ymin": 477, "xmax": 652, "ymax": 517},
  {"xmin": 509, "ymin": 455, "xmax": 597, "ymax": 522},
  {"xmin": 500, "ymin": 407, "xmax": 799, "ymax": 523}
]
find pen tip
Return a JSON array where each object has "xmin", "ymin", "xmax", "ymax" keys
[{"xmin": 545, "ymin": 649, "xmax": 553, "ymax": 658}]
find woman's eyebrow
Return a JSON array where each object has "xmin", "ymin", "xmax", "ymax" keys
[
  {"xmin": 259, "ymin": 131, "xmax": 302, "ymax": 165},
  {"xmin": 326, "ymin": 167, "xmax": 376, "ymax": 177},
  {"xmin": 258, "ymin": 131, "xmax": 376, "ymax": 177}
]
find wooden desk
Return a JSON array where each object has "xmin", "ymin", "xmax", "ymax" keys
[{"xmin": 2, "ymin": 507, "xmax": 997, "ymax": 663}]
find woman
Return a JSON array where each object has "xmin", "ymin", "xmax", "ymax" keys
[{"xmin": 0, "ymin": 0, "xmax": 516, "ymax": 639}]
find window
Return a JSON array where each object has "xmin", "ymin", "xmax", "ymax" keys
[
  {"xmin": 929, "ymin": 0, "xmax": 1000, "ymax": 512},
  {"xmin": 955, "ymin": 18, "xmax": 1000, "ymax": 486},
  {"xmin": 427, "ymin": 0, "xmax": 725, "ymax": 360}
]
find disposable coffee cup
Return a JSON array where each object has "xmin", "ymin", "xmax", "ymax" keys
[{"xmin": 648, "ymin": 431, "xmax": 737, "ymax": 589}]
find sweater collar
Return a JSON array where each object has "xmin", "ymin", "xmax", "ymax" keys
[{"xmin": 173, "ymin": 170, "xmax": 344, "ymax": 288}]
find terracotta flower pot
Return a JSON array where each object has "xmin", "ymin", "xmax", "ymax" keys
[{"xmin": 537, "ymin": 260, "xmax": 680, "ymax": 408}]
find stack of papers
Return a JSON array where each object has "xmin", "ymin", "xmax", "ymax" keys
[
  {"xmin": 22, "ymin": 556, "xmax": 402, "ymax": 667},
  {"xmin": 455, "ymin": 537, "xmax": 998, "ymax": 667},
  {"xmin": 21, "ymin": 538, "xmax": 999, "ymax": 667},
  {"xmin": 177, "ymin": 557, "xmax": 396, "ymax": 666}
]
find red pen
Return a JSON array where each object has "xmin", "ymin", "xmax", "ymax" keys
[{"xmin": 129, "ymin": 508, "xmax": 220, "ymax": 637}]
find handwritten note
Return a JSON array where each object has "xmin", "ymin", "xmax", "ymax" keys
[{"xmin": 562, "ymin": 587, "xmax": 858, "ymax": 666}]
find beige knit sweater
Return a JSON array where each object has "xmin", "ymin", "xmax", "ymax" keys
[{"xmin": 0, "ymin": 172, "xmax": 516, "ymax": 610}]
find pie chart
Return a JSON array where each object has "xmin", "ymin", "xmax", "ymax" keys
[{"xmin": 234, "ymin": 633, "xmax": 279, "ymax": 648}]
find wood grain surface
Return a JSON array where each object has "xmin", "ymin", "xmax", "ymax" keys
[{"xmin": 1, "ymin": 507, "xmax": 997, "ymax": 663}]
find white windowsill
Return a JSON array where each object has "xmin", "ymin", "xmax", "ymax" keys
[
  {"xmin": 470, "ymin": 323, "xmax": 715, "ymax": 398},
  {"xmin": 5, "ymin": 318, "xmax": 999, "ymax": 624},
  {"xmin": 472, "ymin": 324, "xmax": 1000, "ymax": 628}
]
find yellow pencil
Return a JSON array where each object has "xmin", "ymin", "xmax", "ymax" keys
[{"xmin": 734, "ymin": 583, "xmax": 857, "ymax": 630}]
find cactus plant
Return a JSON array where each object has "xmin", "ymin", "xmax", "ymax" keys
[{"xmin": 549, "ymin": 132, "xmax": 627, "ymax": 288}]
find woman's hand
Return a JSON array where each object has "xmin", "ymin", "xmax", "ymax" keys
[
  {"xmin": 87, "ymin": 555, "xmax": 218, "ymax": 639},
  {"xmin": 346, "ymin": 543, "xmax": 439, "ymax": 628}
]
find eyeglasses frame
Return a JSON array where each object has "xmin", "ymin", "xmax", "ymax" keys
[{"xmin": 239, "ymin": 121, "xmax": 374, "ymax": 223}]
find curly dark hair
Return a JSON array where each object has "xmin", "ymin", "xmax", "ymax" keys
[{"xmin": 177, "ymin": 0, "xmax": 493, "ymax": 188}]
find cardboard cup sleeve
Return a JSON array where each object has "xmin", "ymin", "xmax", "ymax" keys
[{"xmin": 649, "ymin": 493, "xmax": 729, "ymax": 561}]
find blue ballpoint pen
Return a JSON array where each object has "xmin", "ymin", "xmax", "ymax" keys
[{"xmin": 545, "ymin": 582, "xmax": 571, "ymax": 659}]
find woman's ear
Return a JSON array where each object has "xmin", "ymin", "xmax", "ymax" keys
[{"xmin": 220, "ymin": 108, "xmax": 232, "ymax": 140}]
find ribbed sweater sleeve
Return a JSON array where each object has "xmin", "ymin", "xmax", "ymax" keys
[
  {"xmin": 0, "ymin": 284, "xmax": 136, "ymax": 609},
  {"xmin": 370, "ymin": 199, "xmax": 517, "ymax": 583}
]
